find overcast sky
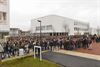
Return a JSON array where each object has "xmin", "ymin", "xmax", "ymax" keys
[{"xmin": 10, "ymin": 0, "xmax": 100, "ymax": 31}]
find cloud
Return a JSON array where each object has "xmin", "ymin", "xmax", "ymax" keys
[{"xmin": 10, "ymin": 0, "xmax": 100, "ymax": 30}]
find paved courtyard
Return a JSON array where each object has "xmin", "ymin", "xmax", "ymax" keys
[
  {"xmin": 76, "ymin": 43, "xmax": 100, "ymax": 55},
  {"xmin": 43, "ymin": 52, "xmax": 100, "ymax": 67}
]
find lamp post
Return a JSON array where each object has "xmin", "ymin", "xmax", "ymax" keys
[
  {"xmin": 37, "ymin": 20, "xmax": 42, "ymax": 45},
  {"xmin": 34, "ymin": 20, "xmax": 42, "ymax": 61}
]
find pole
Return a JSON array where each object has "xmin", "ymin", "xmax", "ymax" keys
[
  {"xmin": 37, "ymin": 20, "xmax": 42, "ymax": 45},
  {"xmin": 37, "ymin": 20, "xmax": 42, "ymax": 58},
  {"xmin": 34, "ymin": 46, "xmax": 36, "ymax": 59},
  {"xmin": 40, "ymin": 21, "xmax": 41, "ymax": 45}
]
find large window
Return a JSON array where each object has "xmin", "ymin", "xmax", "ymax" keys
[
  {"xmin": 74, "ymin": 27, "xmax": 88, "ymax": 31},
  {"xmin": 36, "ymin": 26, "xmax": 46, "ymax": 31},
  {"xmin": 46, "ymin": 25, "xmax": 52, "ymax": 30},
  {"xmin": 0, "ymin": 12, "xmax": 6, "ymax": 22},
  {"xmin": 36, "ymin": 27, "xmax": 40, "ymax": 31},
  {"xmin": 36, "ymin": 25, "xmax": 53, "ymax": 31},
  {"xmin": 3, "ymin": 12, "xmax": 6, "ymax": 20},
  {"xmin": 41, "ymin": 26, "xmax": 45, "ymax": 30},
  {"xmin": 74, "ymin": 27, "xmax": 79, "ymax": 31},
  {"xmin": 0, "ymin": 12, "xmax": 2, "ymax": 20}
]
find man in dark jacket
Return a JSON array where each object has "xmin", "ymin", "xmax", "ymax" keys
[{"xmin": 49, "ymin": 40, "xmax": 53, "ymax": 51}]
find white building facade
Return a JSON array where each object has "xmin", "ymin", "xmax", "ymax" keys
[
  {"xmin": 10, "ymin": 28, "xmax": 21, "ymax": 37},
  {"xmin": 89, "ymin": 28, "xmax": 97, "ymax": 35},
  {"xmin": 0, "ymin": 0, "xmax": 9, "ymax": 38},
  {"xmin": 89, "ymin": 28, "xmax": 100, "ymax": 35},
  {"xmin": 31, "ymin": 15, "xmax": 89, "ymax": 36}
]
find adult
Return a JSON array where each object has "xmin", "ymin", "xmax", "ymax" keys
[{"xmin": 0, "ymin": 44, "xmax": 4, "ymax": 60}]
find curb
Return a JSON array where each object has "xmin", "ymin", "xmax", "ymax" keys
[
  {"xmin": 54, "ymin": 50, "xmax": 100, "ymax": 61},
  {"xmin": 1, "ymin": 50, "xmax": 48, "ymax": 62}
]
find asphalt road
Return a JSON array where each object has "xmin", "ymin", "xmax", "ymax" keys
[{"xmin": 42, "ymin": 52, "xmax": 100, "ymax": 67}]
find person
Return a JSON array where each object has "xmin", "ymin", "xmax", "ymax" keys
[
  {"xmin": 43, "ymin": 40, "xmax": 47, "ymax": 50},
  {"xmin": 0, "ymin": 44, "xmax": 4, "ymax": 60},
  {"xmin": 88, "ymin": 38, "xmax": 92, "ymax": 50},
  {"xmin": 82, "ymin": 37, "xmax": 89, "ymax": 49},
  {"xmin": 49, "ymin": 40, "xmax": 53, "ymax": 51},
  {"xmin": 63, "ymin": 40, "xmax": 70, "ymax": 50}
]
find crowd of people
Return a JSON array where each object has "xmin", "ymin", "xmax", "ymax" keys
[{"xmin": 0, "ymin": 34, "xmax": 100, "ymax": 60}]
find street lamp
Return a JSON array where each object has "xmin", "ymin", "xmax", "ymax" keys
[
  {"xmin": 37, "ymin": 20, "xmax": 42, "ymax": 45},
  {"xmin": 34, "ymin": 20, "xmax": 42, "ymax": 61}
]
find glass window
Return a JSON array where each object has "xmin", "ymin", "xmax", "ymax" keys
[
  {"xmin": 0, "ymin": 12, "xmax": 6, "ymax": 21},
  {"xmin": 41, "ymin": 26, "xmax": 45, "ymax": 30},
  {"xmin": 74, "ymin": 27, "xmax": 79, "ymax": 31},
  {"xmin": 46, "ymin": 25, "xmax": 52, "ymax": 30},
  {"xmin": 36, "ymin": 26, "xmax": 46, "ymax": 31},
  {"xmin": 36, "ymin": 27, "xmax": 40, "ymax": 31},
  {"xmin": 0, "ymin": 12, "xmax": 3, "ymax": 20},
  {"xmin": 36, "ymin": 25, "xmax": 53, "ymax": 31},
  {"xmin": 3, "ymin": 12, "xmax": 6, "ymax": 20}
]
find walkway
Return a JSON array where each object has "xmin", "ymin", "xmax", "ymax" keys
[
  {"xmin": 76, "ymin": 43, "xmax": 100, "ymax": 55},
  {"xmin": 43, "ymin": 52, "xmax": 100, "ymax": 67},
  {"xmin": 54, "ymin": 50, "xmax": 100, "ymax": 61}
]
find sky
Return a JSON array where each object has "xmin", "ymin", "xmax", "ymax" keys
[{"xmin": 10, "ymin": 0, "xmax": 100, "ymax": 31}]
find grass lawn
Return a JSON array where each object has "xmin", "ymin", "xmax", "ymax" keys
[{"xmin": 0, "ymin": 56, "xmax": 60, "ymax": 67}]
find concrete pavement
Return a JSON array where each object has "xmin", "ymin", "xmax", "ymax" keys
[
  {"xmin": 43, "ymin": 52, "xmax": 100, "ymax": 67},
  {"xmin": 54, "ymin": 50, "xmax": 100, "ymax": 61}
]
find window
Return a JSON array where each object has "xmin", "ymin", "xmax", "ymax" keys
[
  {"xmin": 36, "ymin": 26, "xmax": 46, "ymax": 31},
  {"xmin": 3, "ymin": 12, "xmax": 6, "ymax": 20},
  {"xmin": 74, "ymin": 27, "xmax": 79, "ymax": 31},
  {"xmin": 41, "ymin": 26, "xmax": 45, "ymax": 30},
  {"xmin": 0, "ymin": 12, "xmax": 6, "ymax": 21},
  {"xmin": 36, "ymin": 25, "xmax": 53, "ymax": 31},
  {"xmin": 36, "ymin": 27, "xmax": 40, "ymax": 31},
  {"xmin": 74, "ymin": 27, "xmax": 88, "ymax": 31},
  {"xmin": 0, "ymin": 12, "xmax": 2, "ymax": 20},
  {"xmin": 46, "ymin": 25, "xmax": 52, "ymax": 30}
]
